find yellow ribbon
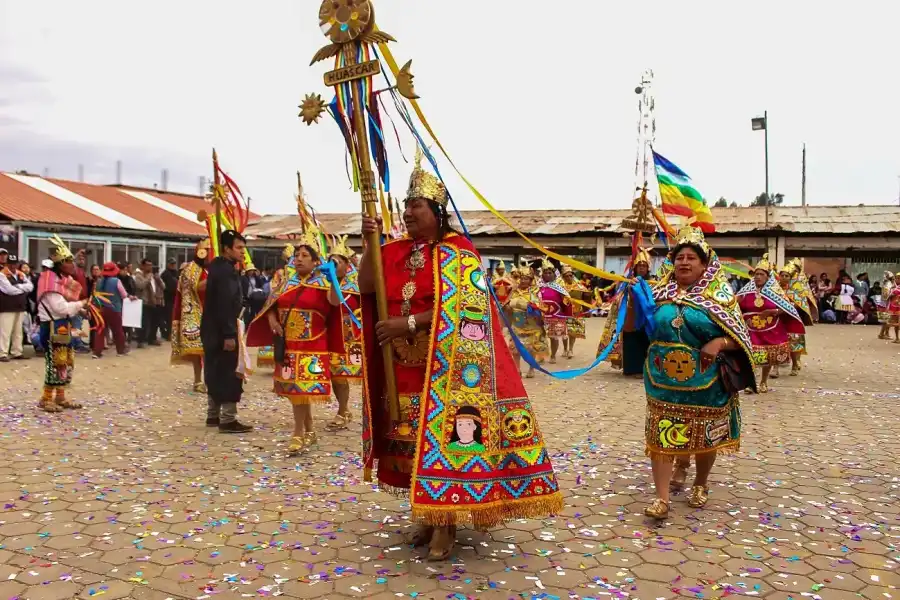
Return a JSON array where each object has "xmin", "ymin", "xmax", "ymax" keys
[{"xmin": 376, "ymin": 42, "xmax": 630, "ymax": 284}]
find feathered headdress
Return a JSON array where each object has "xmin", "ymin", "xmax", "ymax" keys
[
  {"xmin": 779, "ymin": 260, "xmax": 799, "ymax": 276},
  {"xmin": 328, "ymin": 235, "xmax": 354, "ymax": 260},
  {"xmin": 297, "ymin": 221, "xmax": 326, "ymax": 257},
  {"xmin": 48, "ymin": 235, "xmax": 73, "ymax": 263},
  {"xmin": 282, "ymin": 243, "xmax": 295, "ymax": 261},
  {"xmin": 540, "ymin": 256, "xmax": 554, "ymax": 271},
  {"xmin": 407, "ymin": 146, "xmax": 448, "ymax": 207}
]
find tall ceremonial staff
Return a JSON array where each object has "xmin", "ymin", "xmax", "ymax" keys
[{"xmin": 299, "ymin": 0, "xmax": 418, "ymax": 423}]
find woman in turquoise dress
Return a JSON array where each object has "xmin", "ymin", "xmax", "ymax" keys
[{"xmin": 644, "ymin": 226, "xmax": 756, "ymax": 519}]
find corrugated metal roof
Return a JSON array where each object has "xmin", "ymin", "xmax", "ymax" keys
[
  {"xmin": 245, "ymin": 205, "xmax": 900, "ymax": 239},
  {"xmin": 0, "ymin": 173, "xmax": 259, "ymax": 236},
  {"xmin": 0, "ymin": 173, "xmax": 118, "ymax": 228}
]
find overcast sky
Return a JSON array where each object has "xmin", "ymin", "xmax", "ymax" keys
[{"xmin": 1, "ymin": 0, "xmax": 897, "ymax": 215}]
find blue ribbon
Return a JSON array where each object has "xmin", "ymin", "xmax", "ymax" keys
[{"xmin": 316, "ymin": 261, "xmax": 362, "ymax": 329}]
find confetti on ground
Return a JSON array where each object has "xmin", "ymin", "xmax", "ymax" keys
[{"xmin": 0, "ymin": 324, "xmax": 897, "ymax": 598}]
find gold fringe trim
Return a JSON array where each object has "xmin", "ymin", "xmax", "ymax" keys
[
  {"xmin": 410, "ymin": 492, "xmax": 564, "ymax": 529},
  {"xmin": 283, "ymin": 394, "xmax": 331, "ymax": 406},
  {"xmin": 379, "ymin": 483, "xmax": 411, "ymax": 499},
  {"xmin": 645, "ymin": 439, "xmax": 740, "ymax": 461}
]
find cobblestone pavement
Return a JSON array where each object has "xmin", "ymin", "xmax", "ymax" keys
[{"xmin": 0, "ymin": 320, "xmax": 898, "ymax": 600}]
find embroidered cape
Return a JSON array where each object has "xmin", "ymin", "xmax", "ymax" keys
[
  {"xmin": 736, "ymin": 275, "xmax": 803, "ymax": 322},
  {"xmin": 361, "ymin": 235, "xmax": 563, "ymax": 528},
  {"xmin": 653, "ymin": 254, "xmax": 755, "ymax": 364}
]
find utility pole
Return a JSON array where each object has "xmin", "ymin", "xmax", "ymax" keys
[{"xmin": 801, "ymin": 144, "xmax": 807, "ymax": 207}]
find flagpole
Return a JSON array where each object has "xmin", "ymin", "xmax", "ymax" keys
[
  {"xmin": 764, "ymin": 110, "xmax": 769, "ymax": 230},
  {"xmin": 212, "ymin": 148, "xmax": 223, "ymax": 253}
]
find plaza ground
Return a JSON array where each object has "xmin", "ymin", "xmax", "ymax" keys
[{"xmin": 0, "ymin": 319, "xmax": 897, "ymax": 600}]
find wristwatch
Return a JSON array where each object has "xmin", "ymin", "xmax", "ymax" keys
[{"xmin": 407, "ymin": 314, "xmax": 417, "ymax": 335}]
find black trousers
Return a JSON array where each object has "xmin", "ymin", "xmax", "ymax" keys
[
  {"xmin": 160, "ymin": 302, "xmax": 174, "ymax": 340},
  {"xmin": 141, "ymin": 305, "xmax": 161, "ymax": 344},
  {"xmin": 204, "ymin": 343, "xmax": 243, "ymax": 405}
]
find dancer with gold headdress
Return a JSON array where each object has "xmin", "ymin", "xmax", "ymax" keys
[
  {"xmin": 737, "ymin": 254, "xmax": 805, "ymax": 393},
  {"xmin": 561, "ymin": 266, "xmax": 588, "ymax": 358},
  {"xmin": 36, "ymin": 236, "xmax": 90, "ymax": 412},
  {"xmin": 878, "ymin": 271, "xmax": 897, "ymax": 340},
  {"xmin": 256, "ymin": 243, "xmax": 295, "ymax": 370},
  {"xmin": 491, "ymin": 260, "xmax": 514, "ymax": 306},
  {"xmin": 537, "ymin": 258, "xmax": 571, "ymax": 364},
  {"xmin": 505, "ymin": 263, "xmax": 547, "ymax": 378},
  {"xmin": 777, "ymin": 260, "xmax": 814, "ymax": 376},
  {"xmin": 643, "ymin": 226, "xmax": 755, "ymax": 519},
  {"xmin": 247, "ymin": 225, "xmax": 344, "ymax": 454},
  {"xmin": 358, "ymin": 152, "xmax": 561, "ymax": 560},
  {"xmin": 326, "ymin": 235, "xmax": 362, "ymax": 430},
  {"xmin": 598, "ymin": 248, "xmax": 653, "ymax": 375},
  {"xmin": 170, "ymin": 238, "xmax": 211, "ymax": 391}
]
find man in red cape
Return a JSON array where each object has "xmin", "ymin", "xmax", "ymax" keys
[{"xmin": 358, "ymin": 151, "xmax": 562, "ymax": 561}]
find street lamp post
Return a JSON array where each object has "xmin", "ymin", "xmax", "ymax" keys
[{"xmin": 751, "ymin": 112, "xmax": 769, "ymax": 229}]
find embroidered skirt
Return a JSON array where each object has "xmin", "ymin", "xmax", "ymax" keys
[
  {"xmin": 39, "ymin": 322, "xmax": 74, "ymax": 388},
  {"xmin": 789, "ymin": 333, "xmax": 807, "ymax": 355},
  {"xmin": 544, "ymin": 316, "xmax": 568, "ymax": 340},
  {"xmin": 273, "ymin": 350, "xmax": 333, "ymax": 405},
  {"xmin": 257, "ymin": 345, "xmax": 274, "ymax": 368}
]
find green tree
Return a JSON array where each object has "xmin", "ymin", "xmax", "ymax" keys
[
  {"xmin": 751, "ymin": 192, "xmax": 784, "ymax": 207},
  {"xmin": 713, "ymin": 197, "xmax": 728, "ymax": 208},
  {"xmin": 729, "ymin": 201, "xmax": 738, "ymax": 208}
]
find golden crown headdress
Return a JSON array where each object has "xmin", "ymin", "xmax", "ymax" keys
[
  {"xmin": 48, "ymin": 234, "xmax": 73, "ymax": 263},
  {"xmin": 513, "ymin": 262, "xmax": 534, "ymax": 279},
  {"xmin": 297, "ymin": 223, "xmax": 325, "ymax": 258},
  {"xmin": 195, "ymin": 238, "xmax": 211, "ymax": 260},
  {"xmin": 561, "ymin": 265, "xmax": 574, "ymax": 275},
  {"xmin": 282, "ymin": 243, "xmax": 295, "ymax": 261},
  {"xmin": 672, "ymin": 224, "xmax": 712, "ymax": 259},
  {"xmin": 328, "ymin": 234, "xmax": 354, "ymax": 260},
  {"xmin": 497, "ymin": 260, "xmax": 506, "ymax": 272},
  {"xmin": 540, "ymin": 256, "xmax": 554, "ymax": 271},
  {"xmin": 635, "ymin": 247, "xmax": 652, "ymax": 266},
  {"xmin": 407, "ymin": 145, "xmax": 448, "ymax": 207},
  {"xmin": 779, "ymin": 260, "xmax": 799, "ymax": 276},
  {"xmin": 754, "ymin": 253, "xmax": 773, "ymax": 273}
]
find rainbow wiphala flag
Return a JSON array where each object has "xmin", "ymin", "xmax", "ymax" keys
[{"xmin": 653, "ymin": 151, "xmax": 715, "ymax": 233}]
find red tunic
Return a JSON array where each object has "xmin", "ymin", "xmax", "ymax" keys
[{"xmin": 247, "ymin": 278, "xmax": 343, "ymax": 405}]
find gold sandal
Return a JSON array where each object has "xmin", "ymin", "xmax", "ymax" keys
[
  {"xmin": 326, "ymin": 412, "xmax": 353, "ymax": 431},
  {"xmin": 287, "ymin": 436, "xmax": 305, "ymax": 455},
  {"xmin": 644, "ymin": 498, "xmax": 669, "ymax": 520},
  {"xmin": 670, "ymin": 463, "xmax": 689, "ymax": 492},
  {"xmin": 687, "ymin": 485, "xmax": 710, "ymax": 508},
  {"xmin": 427, "ymin": 526, "xmax": 456, "ymax": 561},
  {"xmin": 193, "ymin": 382, "xmax": 208, "ymax": 393},
  {"xmin": 55, "ymin": 392, "xmax": 82, "ymax": 409},
  {"xmin": 38, "ymin": 398, "xmax": 63, "ymax": 413},
  {"xmin": 759, "ymin": 381, "xmax": 769, "ymax": 393},
  {"xmin": 408, "ymin": 525, "xmax": 434, "ymax": 547},
  {"xmin": 302, "ymin": 431, "xmax": 318, "ymax": 452}
]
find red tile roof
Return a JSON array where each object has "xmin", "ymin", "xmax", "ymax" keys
[
  {"xmin": 0, "ymin": 173, "xmax": 118, "ymax": 228},
  {"xmin": 53, "ymin": 180, "xmax": 205, "ymax": 236},
  {"xmin": 0, "ymin": 174, "xmax": 259, "ymax": 236}
]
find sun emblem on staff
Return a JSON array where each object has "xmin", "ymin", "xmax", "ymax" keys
[
  {"xmin": 299, "ymin": 93, "xmax": 327, "ymax": 126},
  {"xmin": 311, "ymin": 0, "xmax": 396, "ymax": 65}
]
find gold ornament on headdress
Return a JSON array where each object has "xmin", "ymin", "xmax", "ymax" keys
[
  {"xmin": 540, "ymin": 256, "xmax": 554, "ymax": 271},
  {"xmin": 195, "ymin": 238, "xmax": 211, "ymax": 260},
  {"xmin": 497, "ymin": 260, "xmax": 506, "ymax": 272},
  {"xmin": 282, "ymin": 243, "xmax": 296, "ymax": 261},
  {"xmin": 635, "ymin": 247, "xmax": 652, "ymax": 266},
  {"xmin": 329, "ymin": 234, "xmax": 354, "ymax": 260},
  {"xmin": 513, "ymin": 262, "xmax": 533, "ymax": 279},
  {"xmin": 672, "ymin": 224, "xmax": 712, "ymax": 259},
  {"xmin": 297, "ymin": 222, "xmax": 325, "ymax": 257},
  {"xmin": 48, "ymin": 234, "xmax": 73, "ymax": 262},
  {"xmin": 779, "ymin": 260, "xmax": 799, "ymax": 276},
  {"xmin": 754, "ymin": 253, "xmax": 773, "ymax": 273},
  {"xmin": 561, "ymin": 265, "xmax": 574, "ymax": 275},
  {"xmin": 406, "ymin": 145, "xmax": 448, "ymax": 207}
]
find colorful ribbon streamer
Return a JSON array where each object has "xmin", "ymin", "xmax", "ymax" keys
[
  {"xmin": 316, "ymin": 261, "xmax": 362, "ymax": 329},
  {"xmin": 374, "ymin": 42, "xmax": 630, "ymax": 285}
]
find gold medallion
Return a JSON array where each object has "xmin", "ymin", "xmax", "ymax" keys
[
  {"xmin": 671, "ymin": 315, "xmax": 684, "ymax": 329},
  {"xmin": 754, "ymin": 294, "xmax": 764, "ymax": 308},
  {"xmin": 405, "ymin": 249, "xmax": 425, "ymax": 273}
]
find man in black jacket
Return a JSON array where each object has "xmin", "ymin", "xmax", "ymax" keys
[
  {"xmin": 160, "ymin": 258, "xmax": 179, "ymax": 341},
  {"xmin": 201, "ymin": 230, "xmax": 252, "ymax": 433}
]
